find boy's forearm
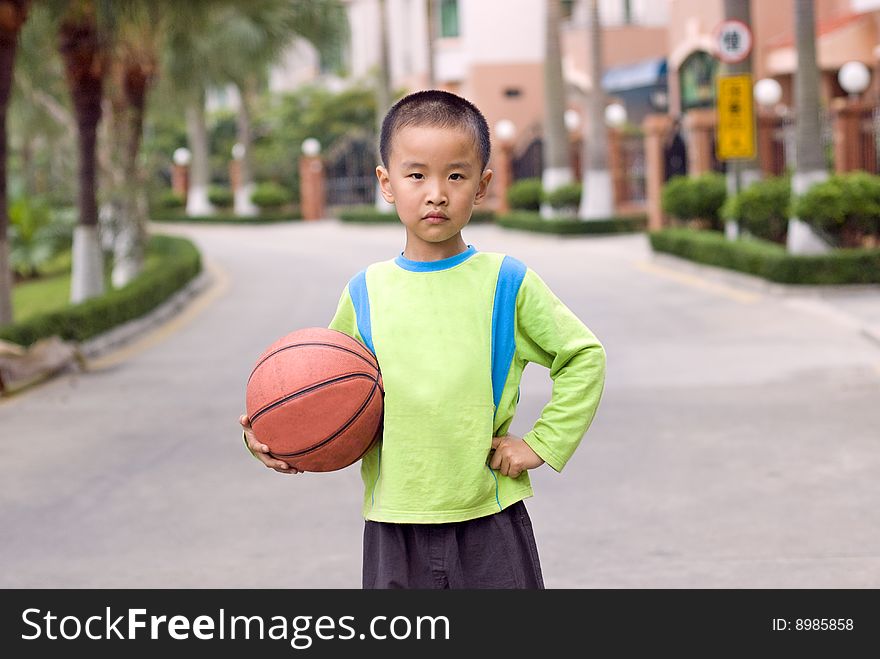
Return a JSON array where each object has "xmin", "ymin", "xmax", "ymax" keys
[{"xmin": 522, "ymin": 341, "xmax": 606, "ymax": 472}]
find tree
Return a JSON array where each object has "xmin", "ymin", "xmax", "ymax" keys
[
  {"xmin": 215, "ymin": 0, "xmax": 348, "ymax": 217},
  {"xmin": 578, "ymin": 0, "xmax": 611, "ymax": 219},
  {"xmin": 374, "ymin": 0, "xmax": 394, "ymax": 212},
  {"xmin": 541, "ymin": 0, "xmax": 574, "ymax": 219},
  {"xmin": 787, "ymin": 0, "xmax": 829, "ymax": 254},
  {"xmin": 57, "ymin": 0, "xmax": 108, "ymax": 303},
  {"xmin": 0, "ymin": 0, "xmax": 29, "ymax": 325}
]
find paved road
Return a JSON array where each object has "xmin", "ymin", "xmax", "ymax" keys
[{"xmin": 2, "ymin": 220, "xmax": 879, "ymax": 588}]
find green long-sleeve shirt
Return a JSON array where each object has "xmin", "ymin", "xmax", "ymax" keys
[{"xmin": 329, "ymin": 246, "xmax": 605, "ymax": 523}]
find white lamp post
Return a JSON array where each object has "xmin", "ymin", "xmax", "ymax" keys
[
  {"xmin": 604, "ymin": 103, "xmax": 627, "ymax": 128},
  {"xmin": 172, "ymin": 147, "xmax": 191, "ymax": 167},
  {"xmin": 838, "ymin": 61, "xmax": 871, "ymax": 100},
  {"xmin": 231, "ymin": 142, "xmax": 245, "ymax": 160},
  {"xmin": 494, "ymin": 119, "xmax": 516, "ymax": 144},
  {"xmin": 564, "ymin": 109, "xmax": 581, "ymax": 134},
  {"xmin": 302, "ymin": 138, "xmax": 321, "ymax": 157},
  {"xmin": 754, "ymin": 78, "xmax": 783, "ymax": 109}
]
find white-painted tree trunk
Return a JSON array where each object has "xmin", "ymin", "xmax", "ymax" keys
[
  {"xmin": 70, "ymin": 225, "xmax": 104, "ymax": 303},
  {"xmin": 234, "ymin": 182, "xmax": 259, "ymax": 216},
  {"xmin": 540, "ymin": 166, "xmax": 574, "ymax": 218},
  {"xmin": 580, "ymin": 169, "xmax": 614, "ymax": 219},
  {"xmin": 787, "ymin": 169, "xmax": 831, "ymax": 254}
]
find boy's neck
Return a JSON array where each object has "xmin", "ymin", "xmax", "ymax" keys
[{"xmin": 402, "ymin": 235, "xmax": 468, "ymax": 262}]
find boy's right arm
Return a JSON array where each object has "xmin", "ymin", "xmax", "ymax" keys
[{"xmin": 240, "ymin": 284, "xmax": 360, "ymax": 474}]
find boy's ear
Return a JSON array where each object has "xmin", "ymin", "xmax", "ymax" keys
[
  {"xmin": 473, "ymin": 168, "xmax": 493, "ymax": 206},
  {"xmin": 376, "ymin": 166, "xmax": 395, "ymax": 203}
]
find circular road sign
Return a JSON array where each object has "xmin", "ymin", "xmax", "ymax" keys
[{"xmin": 715, "ymin": 19, "xmax": 753, "ymax": 64}]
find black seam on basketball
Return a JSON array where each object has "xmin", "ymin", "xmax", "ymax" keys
[
  {"xmin": 250, "ymin": 372, "xmax": 379, "ymax": 424},
  {"xmin": 247, "ymin": 341, "xmax": 378, "ymax": 386},
  {"xmin": 269, "ymin": 380, "xmax": 382, "ymax": 458}
]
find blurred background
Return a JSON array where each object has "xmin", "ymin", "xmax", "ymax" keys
[{"xmin": 0, "ymin": 0, "xmax": 879, "ymax": 589}]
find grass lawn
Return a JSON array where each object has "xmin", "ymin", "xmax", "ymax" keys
[{"xmin": 11, "ymin": 250, "xmax": 157, "ymax": 323}]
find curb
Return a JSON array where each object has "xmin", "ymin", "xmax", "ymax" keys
[{"xmin": 650, "ymin": 252, "xmax": 880, "ymax": 346}]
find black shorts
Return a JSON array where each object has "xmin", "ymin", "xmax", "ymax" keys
[{"xmin": 362, "ymin": 499, "xmax": 544, "ymax": 589}]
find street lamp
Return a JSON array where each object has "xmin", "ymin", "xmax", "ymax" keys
[
  {"xmin": 753, "ymin": 78, "xmax": 782, "ymax": 109},
  {"xmin": 231, "ymin": 142, "xmax": 245, "ymax": 160},
  {"xmin": 301, "ymin": 138, "xmax": 321, "ymax": 157},
  {"xmin": 172, "ymin": 147, "xmax": 191, "ymax": 167},
  {"xmin": 564, "ymin": 109, "xmax": 581, "ymax": 134},
  {"xmin": 838, "ymin": 61, "xmax": 871, "ymax": 100},
  {"xmin": 604, "ymin": 103, "xmax": 627, "ymax": 128},
  {"xmin": 494, "ymin": 119, "xmax": 516, "ymax": 144}
]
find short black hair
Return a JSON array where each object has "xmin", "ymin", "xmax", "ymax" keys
[{"xmin": 379, "ymin": 89, "xmax": 491, "ymax": 171}]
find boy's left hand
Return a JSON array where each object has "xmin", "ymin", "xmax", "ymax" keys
[{"xmin": 489, "ymin": 433, "xmax": 544, "ymax": 479}]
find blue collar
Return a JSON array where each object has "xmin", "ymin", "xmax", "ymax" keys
[{"xmin": 394, "ymin": 245, "xmax": 478, "ymax": 272}]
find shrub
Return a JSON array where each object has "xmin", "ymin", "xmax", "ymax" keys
[
  {"xmin": 792, "ymin": 172, "xmax": 880, "ymax": 247},
  {"xmin": 506, "ymin": 178, "xmax": 542, "ymax": 211},
  {"xmin": 336, "ymin": 207, "xmax": 495, "ymax": 224},
  {"xmin": 9, "ymin": 197, "xmax": 74, "ymax": 278},
  {"xmin": 497, "ymin": 211, "xmax": 646, "ymax": 234},
  {"xmin": 251, "ymin": 181, "xmax": 292, "ymax": 209},
  {"xmin": 0, "ymin": 235, "xmax": 202, "ymax": 347},
  {"xmin": 543, "ymin": 183, "xmax": 582, "ymax": 212},
  {"xmin": 158, "ymin": 190, "xmax": 185, "ymax": 209},
  {"xmin": 150, "ymin": 208, "xmax": 301, "ymax": 223},
  {"xmin": 721, "ymin": 176, "xmax": 790, "ymax": 243},
  {"xmin": 650, "ymin": 227, "xmax": 880, "ymax": 284},
  {"xmin": 662, "ymin": 173, "xmax": 727, "ymax": 230},
  {"xmin": 208, "ymin": 185, "xmax": 234, "ymax": 208}
]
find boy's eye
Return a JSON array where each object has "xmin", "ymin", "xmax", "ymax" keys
[
  {"xmin": 449, "ymin": 173, "xmax": 464, "ymax": 181},
  {"xmin": 408, "ymin": 173, "xmax": 424, "ymax": 180}
]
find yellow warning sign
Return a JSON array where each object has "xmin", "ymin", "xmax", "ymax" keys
[{"xmin": 716, "ymin": 74, "xmax": 755, "ymax": 160}]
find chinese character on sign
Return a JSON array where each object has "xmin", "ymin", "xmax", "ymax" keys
[{"xmin": 715, "ymin": 20, "xmax": 752, "ymax": 64}]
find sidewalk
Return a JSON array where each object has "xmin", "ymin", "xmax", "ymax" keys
[{"xmin": 650, "ymin": 251, "xmax": 880, "ymax": 346}]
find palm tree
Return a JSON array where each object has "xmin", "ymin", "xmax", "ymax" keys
[
  {"xmin": 217, "ymin": 0, "xmax": 348, "ymax": 218},
  {"xmin": 374, "ymin": 0, "xmax": 394, "ymax": 212},
  {"xmin": 787, "ymin": 0, "xmax": 829, "ymax": 254},
  {"xmin": 0, "ymin": 0, "xmax": 29, "ymax": 325},
  {"xmin": 104, "ymin": 1, "xmax": 160, "ymax": 287},
  {"xmin": 57, "ymin": 0, "xmax": 108, "ymax": 303},
  {"xmin": 541, "ymin": 0, "xmax": 574, "ymax": 219},
  {"xmin": 578, "ymin": 0, "xmax": 612, "ymax": 219}
]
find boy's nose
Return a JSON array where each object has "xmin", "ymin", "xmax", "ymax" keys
[{"xmin": 426, "ymin": 183, "xmax": 448, "ymax": 205}]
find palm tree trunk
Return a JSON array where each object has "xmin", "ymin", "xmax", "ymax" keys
[
  {"xmin": 112, "ymin": 61, "xmax": 151, "ymax": 287},
  {"xmin": 787, "ymin": 0, "xmax": 829, "ymax": 254},
  {"xmin": 578, "ymin": 0, "xmax": 612, "ymax": 219},
  {"xmin": 425, "ymin": 0, "xmax": 436, "ymax": 87},
  {"xmin": 233, "ymin": 76, "xmax": 258, "ymax": 217},
  {"xmin": 541, "ymin": 0, "xmax": 574, "ymax": 218},
  {"xmin": 185, "ymin": 89, "xmax": 216, "ymax": 216},
  {"xmin": 59, "ymin": 6, "xmax": 106, "ymax": 303},
  {"xmin": 0, "ymin": 0, "xmax": 29, "ymax": 325},
  {"xmin": 374, "ymin": 0, "xmax": 394, "ymax": 212}
]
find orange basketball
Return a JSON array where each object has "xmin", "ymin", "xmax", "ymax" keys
[{"xmin": 245, "ymin": 327, "xmax": 383, "ymax": 472}]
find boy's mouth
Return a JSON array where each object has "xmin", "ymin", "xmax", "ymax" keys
[{"xmin": 423, "ymin": 212, "xmax": 448, "ymax": 223}]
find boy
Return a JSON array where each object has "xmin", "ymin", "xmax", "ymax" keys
[{"xmin": 241, "ymin": 90, "xmax": 606, "ymax": 589}]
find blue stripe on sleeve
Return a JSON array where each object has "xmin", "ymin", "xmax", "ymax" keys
[
  {"xmin": 490, "ymin": 256, "xmax": 527, "ymax": 410},
  {"xmin": 348, "ymin": 269, "xmax": 375, "ymax": 355}
]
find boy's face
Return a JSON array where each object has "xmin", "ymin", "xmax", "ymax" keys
[{"xmin": 376, "ymin": 124, "xmax": 492, "ymax": 259}]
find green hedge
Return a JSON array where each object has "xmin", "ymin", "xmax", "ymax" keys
[
  {"xmin": 661, "ymin": 173, "xmax": 727, "ymax": 230},
  {"xmin": 0, "ymin": 234, "xmax": 202, "ymax": 347},
  {"xmin": 337, "ymin": 206, "xmax": 495, "ymax": 224},
  {"xmin": 496, "ymin": 211, "xmax": 647, "ymax": 234},
  {"xmin": 150, "ymin": 208, "xmax": 302, "ymax": 223},
  {"xmin": 650, "ymin": 228, "xmax": 880, "ymax": 285}
]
